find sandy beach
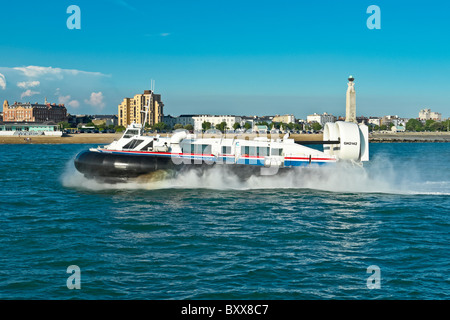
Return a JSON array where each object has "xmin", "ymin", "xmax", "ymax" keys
[{"xmin": 0, "ymin": 133, "xmax": 123, "ymax": 145}]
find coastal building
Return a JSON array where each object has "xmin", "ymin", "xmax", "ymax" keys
[
  {"xmin": 67, "ymin": 114, "xmax": 93, "ymax": 127},
  {"xmin": 391, "ymin": 125, "xmax": 406, "ymax": 132},
  {"xmin": 255, "ymin": 116, "xmax": 274, "ymax": 125},
  {"xmin": 419, "ymin": 109, "xmax": 442, "ymax": 121},
  {"xmin": 239, "ymin": 115, "xmax": 274, "ymax": 128},
  {"xmin": 193, "ymin": 115, "xmax": 242, "ymax": 132},
  {"xmin": 272, "ymin": 114, "xmax": 295, "ymax": 124},
  {"xmin": 382, "ymin": 115, "xmax": 406, "ymax": 127},
  {"xmin": 356, "ymin": 116, "xmax": 369, "ymax": 125},
  {"xmin": 92, "ymin": 115, "xmax": 118, "ymax": 127},
  {"xmin": 2, "ymin": 99, "xmax": 67, "ymax": 123},
  {"xmin": 0, "ymin": 121, "xmax": 62, "ymax": 136},
  {"xmin": 258, "ymin": 116, "xmax": 274, "ymax": 123},
  {"xmin": 163, "ymin": 115, "xmax": 177, "ymax": 128},
  {"xmin": 255, "ymin": 124, "xmax": 268, "ymax": 133},
  {"xmin": 118, "ymin": 90, "xmax": 164, "ymax": 127},
  {"xmin": 240, "ymin": 116, "xmax": 256, "ymax": 128},
  {"xmin": 307, "ymin": 112, "xmax": 336, "ymax": 126},
  {"xmin": 163, "ymin": 114, "xmax": 196, "ymax": 128},
  {"xmin": 296, "ymin": 119, "xmax": 307, "ymax": 129},
  {"xmin": 368, "ymin": 117, "xmax": 382, "ymax": 127},
  {"xmin": 253, "ymin": 124, "xmax": 268, "ymax": 133}
]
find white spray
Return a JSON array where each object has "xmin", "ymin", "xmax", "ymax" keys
[{"xmin": 61, "ymin": 154, "xmax": 450, "ymax": 195}]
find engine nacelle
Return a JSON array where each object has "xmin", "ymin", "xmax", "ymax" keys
[
  {"xmin": 169, "ymin": 129, "xmax": 188, "ymax": 154},
  {"xmin": 323, "ymin": 121, "xmax": 369, "ymax": 162}
]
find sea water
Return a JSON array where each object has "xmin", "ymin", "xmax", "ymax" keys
[{"xmin": 0, "ymin": 143, "xmax": 448, "ymax": 299}]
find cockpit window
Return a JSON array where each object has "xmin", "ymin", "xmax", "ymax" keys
[
  {"xmin": 140, "ymin": 140, "xmax": 154, "ymax": 151},
  {"xmin": 123, "ymin": 129, "xmax": 139, "ymax": 138},
  {"xmin": 123, "ymin": 139, "xmax": 144, "ymax": 150}
]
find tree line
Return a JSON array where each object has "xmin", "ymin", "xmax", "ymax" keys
[
  {"xmin": 366, "ymin": 119, "xmax": 449, "ymax": 132},
  {"xmin": 58, "ymin": 121, "xmax": 124, "ymax": 132},
  {"xmin": 405, "ymin": 119, "xmax": 449, "ymax": 132}
]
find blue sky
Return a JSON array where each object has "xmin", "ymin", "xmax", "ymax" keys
[{"xmin": 0, "ymin": 0, "xmax": 449, "ymax": 119}]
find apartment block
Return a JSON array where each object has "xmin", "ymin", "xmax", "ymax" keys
[{"xmin": 118, "ymin": 90, "xmax": 164, "ymax": 127}]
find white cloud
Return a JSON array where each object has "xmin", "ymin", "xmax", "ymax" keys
[
  {"xmin": 17, "ymin": 80, "xmax": 40, "ymax": 89},
  {"xmin": 13, "ymin": 66, "xmax": 108, "ymax": 79},
  {"xmin": 160, "ymin": 33, "xmax": 171, "ymax": 37},
  {"xmin": 68, "ymin": 100, "xmax": 80, "ymax": 108},
  {"xmin": 0, "ymin": 66, "xmax": 116, "ymax": 113},
  {"xmin": 58, "ymin": 95, "xmax": 71, "ymax": 104},
  {"xmin": 21, "ymin": 89, "xmax": 40, "ymax": 99},
  {"xmin": 0, "ymin": 73, "xmax": 6, "ymax": 90},
  {"xmin": 84, "ymin": 92, "xmax": 105, "ymax": 109},
  {"xmin": 58, "ymin": 94, "xmax": 80, "ymax": 108}
]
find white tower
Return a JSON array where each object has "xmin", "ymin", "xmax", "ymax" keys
[{"xmin": 346, "ymin": 75, "xmax": 356, "ymax": 123}]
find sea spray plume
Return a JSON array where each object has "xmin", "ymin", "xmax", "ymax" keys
[
  {"xmin": 61, "ymin": 152, "xmax": 449, "ymax": 195},
  {"xmin": 60, "ymin": 159, "xmax": 374, "ymax": 192}
]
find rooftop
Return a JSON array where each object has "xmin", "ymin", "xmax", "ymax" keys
[
  {"xmin": 0, "ymin": 121, "xmax": 58, "ymax": 126},
  {"xmin": 6, "ymin": 102, "xmax": 66, "ymax": 109}
]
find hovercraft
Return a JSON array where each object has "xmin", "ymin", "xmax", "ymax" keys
[{"xmin": 74, "ymin": 120, "xmax": 369, "ymax": 182}]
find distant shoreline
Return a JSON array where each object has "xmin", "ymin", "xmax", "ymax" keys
[
  {"xmin": 1, "ymin": 132, "xmax": 449, "ymax": 144},
  {"xmin": 369, "ymin": 131, "xmax": 450, "ymax": 143},
  {"xmin": 0, "ymin": 133, "xmax": 123, "ymax": 145}
]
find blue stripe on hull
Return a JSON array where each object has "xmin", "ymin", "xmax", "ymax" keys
[
  {"xmin": 236, "ymin": 158, "xmax": 265, "ymax": 166},
  {"xmin": 284, "ymin": 160, "xmax": 332, "ymax": 167}
]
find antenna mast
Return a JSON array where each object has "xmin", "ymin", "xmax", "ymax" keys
[{"xmin": 141, "ymin": 79, "xmax": 154, "ymax": 132}]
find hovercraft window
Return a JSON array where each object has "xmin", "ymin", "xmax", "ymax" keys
[
  {"xmin": 123, "ymin": 129, "xmax": 139, "ymax": 138},
  {"xmin": 140, "ymin": 140, "xmax": 154, "ymax": 151},
  {"xmin": 259, "ymin": 147, "xmax": 270, "ymax": 156},
  {"xmin": 181, "ymin": 144, "xmax": 191, "ymax": 154},
  {"xmin": 221, "ymin": 146, "xmax": 232, "ymax": 154},
  {"xmin": 196, "ymin": 144, "xmax": 212, "ymax": 155},
  {"xmin": 271, "ymin": 148, "xmax": 283, "ymax": 156},
  {"xmin": 123, "ymin": 139, "xmax": 144, "ymax": 149},
  {"xmin": 241, "ymin": 146, "xmax": 256, "ymax": 156},
  {"xmin": 182, "ymin": 144, "xmax": 212, "ymax": 155},
  {"xmin": 241, "ymin": 146, "xmax": 269, "ymax": 156}
]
